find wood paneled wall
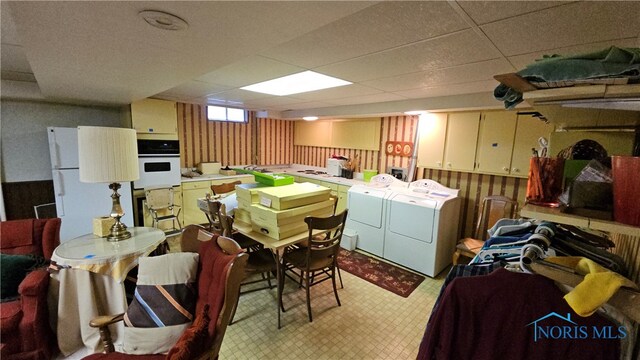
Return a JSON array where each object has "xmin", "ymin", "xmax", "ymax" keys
[
  {"xmin": 378, "ymin": 115, "xmax": 419, "ymax": 173},
  {"xmin": 293, "ymin": 147, "xmax": 379, "ymax": 170},
  {"xmin": 177, "ymin": 103, "xmax": 255, "ymax": 168},
  {"xmin": 257, "ymin": 118, "xmax": 294, "ymax": 165},
  {"xmin": 416, "ymin": 168, "xmax": 527, "ymax": 238}
]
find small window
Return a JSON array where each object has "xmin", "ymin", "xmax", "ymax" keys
[{"xmin": 207, "ymin": 105, "xmax": 247, "ymax": 123}]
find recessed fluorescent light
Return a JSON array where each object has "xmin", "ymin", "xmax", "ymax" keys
[
  {"xmin": 241, "ymin": 71, "xmax": 352, "ymax": 96},
  {"xmin": 302, "ymin": 116, "xmax": 318, "ymax": 121}
]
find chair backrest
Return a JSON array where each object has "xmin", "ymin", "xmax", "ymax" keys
[
  {"xmin": 473, "ymin": 195, "xmax": 519, "ymax": 240},
  {"xmin": 210, "ymin": 181, "xmax": 241, "ymax": 196},
  {"xmin": 145, "ymin": 187, "xmax": 175, "ymax": 211},
  {"xmin": 195, "ymin": 236, "xmax": 247, "ymax": 359},
  {"xmin": 181, "ymin": 224, "xmax": 216, "ymax": 253},
  {"xmin": 303, "ymin": 210, "xmax": 348, "ymax": 269},
  {"xmin": 202, "ymin": 200, "xmax": 226, "ymax": 235},
  {"xmin": 0, "ymin": 218, "xmax": 61, "ymax": 259},
  {"xmin": 218, "ymin": 213, "xmax": 235, "ymax": 238}
]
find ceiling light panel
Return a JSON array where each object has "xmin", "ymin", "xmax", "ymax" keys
[{"xmin": 241, "ymin": 71, "xmax": 352, "ymax": 96}]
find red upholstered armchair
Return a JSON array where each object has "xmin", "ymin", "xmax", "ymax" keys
[{"xmin": 0, "ymin": 218, "xmax": 61, "ymax": 360}]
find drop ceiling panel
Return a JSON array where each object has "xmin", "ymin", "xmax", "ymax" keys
[
  {"xmin": 261, "ymin": 1, "xmax": 468, "ymax": 69},
  {"xmin": 316, "ymin": 29, "xmax": 501, "ymax": 82},
  {"xmin": 7, "ymin": 1, "xmax": 377, "ymax": 104},
  {"xmin": 286, "ymin": 84, "xmax": 383, "ymax": 102},
  {"xmin": 362, "ymin": 58, "xmax": 514, "ymax": 92},
  {"xmin": 204, "ymin": 89, "xmax": 272, "ymax": 103},
  {"xmin": 507, "ymin": 38, "xmax": 639, "ymax": 70},
  {"xmin": 394, "ymin": 80, "xmax": 498, "ymax": 99},
  {"xmin": 196, "ymin": 56, "xmax": 305, "ymax": 87},
  {"xmin": 1, "ymin": 44, "xmax": 32, "ymax": 73},
  {"xmin": 322, "ymin": 92, "xmax": 408, "ymax": 106},
  {"xmin": 457, "ymin": 1, "xmax": 568, "ymax": 25},
  {"xmin": 242, "ymin": 96, "xmax": 314, "ymax": 109},
  {"xmin": 482, "ymin": 1, "xmax": 640, "ymax": 56},
  {"xmin": 156, "ymin": 81, "xmax": 231, "ymax": 99},
  {"xmin": 279, "ymin": 101, "xmax": 337, "ymax": 111}
]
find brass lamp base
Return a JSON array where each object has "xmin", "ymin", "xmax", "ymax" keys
[{"xmin": 106, "ymin": 182, "xmax": 131, "ymax": 242}]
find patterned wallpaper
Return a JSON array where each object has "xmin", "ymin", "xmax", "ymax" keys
[
  {"xmin": 177, "ymin": 103, "xmax": 255, "ymax": 168},
  {"xmin": 257, "ymin": 117, "xmax": 295, "ymax": 166}
]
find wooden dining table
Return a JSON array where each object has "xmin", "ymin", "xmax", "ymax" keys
[{"xmin": 233, "ymin": 220, "xmax": 323, "ymax": 329}]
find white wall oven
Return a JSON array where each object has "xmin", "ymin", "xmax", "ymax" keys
[{"xmin": 134, "ymin": 139, "xmax": 181, "ymax": 190}]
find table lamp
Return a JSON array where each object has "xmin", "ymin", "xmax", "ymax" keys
[{"xmin": 78, "ymin": 126, "xmax": 139, "ymax": 241}]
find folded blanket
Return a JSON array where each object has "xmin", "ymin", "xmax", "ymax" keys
[{"xmin": 547, "ymin": 256, "xmax": 638, "ymax": 316}]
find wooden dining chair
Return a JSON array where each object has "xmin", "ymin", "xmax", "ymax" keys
[
  {"xmin": 210, "ymin": 181, "xmax": 241, "ymax": 197},
  {"xmin": 83, "ymin": 233, "xmax": 247, "ymax": 360},
  {"xmin": 452, "ymin": 195, "xmax": 519, "ymax": 265},
  {"xmin": 281, "ymin": 210, "xmax": 348, "ymax": 322}
]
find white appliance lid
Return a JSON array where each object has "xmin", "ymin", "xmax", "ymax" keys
[
  {"xmin": 408, "ymin": 179, "xmax": 459, "ymax": 197},
  {"xmin": 367, "ymin": 174, "xmax": 408, "ymax": 189}
]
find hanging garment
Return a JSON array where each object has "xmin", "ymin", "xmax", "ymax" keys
[{"xmin": 417, "ymin": 268, "xmax": 621, "ymax": 360}]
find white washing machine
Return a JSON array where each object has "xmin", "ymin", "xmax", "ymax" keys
[
  {"xmin": 345, "ymin": 174, "xmax": 407, "ymax": 257},
  {"xmin": 383, "ymin": 179, "xmax": 461, "ymax": 277}
]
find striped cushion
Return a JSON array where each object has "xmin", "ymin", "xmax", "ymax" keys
[{"xmin": 122, "ymin": 253, "xmax": 199, "ymax": 355}]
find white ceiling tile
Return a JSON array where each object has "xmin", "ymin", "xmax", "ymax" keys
[
  {"xmin": 324, "ymin": 92, "xmax": 408, "ymax": 106},
  {"xmin": 393, "ymin": 79, "xmax": 498, "ymax": 99},
  {"xmin": 457, "ymin": 1, "xmax": 567, "ymax": 25},
  {"xmin": 1, "ymin": 44, "xmax": 32, "ymax": 73},
  {"xmin": 361, "ymin": 58, "xmax": 515, "ymax": 91},
  {"xmin": 242, "ymin": 96, "xmax": 313, "ymax": 110},
  {"xmin": 316, "ymin": 29, "xmax": 501, "ymax": 82},
  {"xmin": 196, "ymin": 56, "xmax": 306, "ymax": 87},
  {"xmin": 287, "ymin": 84, "xmax": 383, "ymax": 102},
  {"xmin": 204, "ymin": 89, "xmax": 271, "ymax": 103},
  {"xmin": 0, "ymin": 2, "xmax": 20, "ymax": 44},
  {"xmin": 278, "ymin": 101, "xmax": 338, "ymax": 111},
  {"xmin": 261, "ymin": 1, "xmax": 468, "ymax": 68},
  {"xmin": 482, "ymin": 2, "xmax": 640, "ymax": 56},
  {"xmin": 507, "ymin": 38, "xmax": 639, "ymax": 70},
  {"xmin": 156, "ymin": 81, "xmax": 231, "ymax": 99}
]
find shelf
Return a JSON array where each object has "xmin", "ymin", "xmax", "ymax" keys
[{"xmin": 521, "ymin": 204, "xmax": 640, "ymax": 237}]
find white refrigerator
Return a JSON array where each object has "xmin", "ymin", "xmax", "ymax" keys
[{"xmin": 48, "ymin": 127, "xmax": 134, "ymax": 241}]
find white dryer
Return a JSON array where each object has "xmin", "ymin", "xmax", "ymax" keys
[
  {"xmin": 384, "ymin": 179, "xmax": 461, "ymax": 277},
  {"xmin": 345, "ymin": 174, "xmax": 407, "ymax": 257}
]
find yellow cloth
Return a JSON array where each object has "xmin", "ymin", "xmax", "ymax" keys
[{"xmin": 546, "ymin": 256, "xmax": 638, "ymax": 317}]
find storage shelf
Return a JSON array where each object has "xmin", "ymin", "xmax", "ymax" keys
[{"xmin": 521, "ymin": 204, "xmax": 640, "ymax": 237}]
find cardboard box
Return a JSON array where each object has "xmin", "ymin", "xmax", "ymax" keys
[
  {"xmin": 93, "ymin": 216, "xmax": 115, "ymax": 237},
  {"xmin": 249, "ymin": 199, "xmax": 335, "ymax": 222},
  {"xmin": 197, "ymin": 162, "xmax": 221, "ymax": 174},
  {"xmin": 257, "ymin": 182, "xmax": 331, "ymax": 210}
]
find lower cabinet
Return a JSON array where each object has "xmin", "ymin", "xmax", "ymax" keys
[
  {"xmin": 181, "ymin": 175, "xmax": 255, "ymax": 226},
  {"xmin": 336, "ymin": 185, "xmax": 349, "ymax": 215}
]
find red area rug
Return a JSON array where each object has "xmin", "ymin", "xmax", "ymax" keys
[{"xmin": 337, "ymin": 249, "xmax": 425, "ymax": 297}]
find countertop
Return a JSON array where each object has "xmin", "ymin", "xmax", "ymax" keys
[{"xmin": 181, "ymin": 164, "xmax": 369, "ymax": 187}]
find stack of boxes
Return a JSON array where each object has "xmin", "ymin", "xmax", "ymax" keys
[{"xmin": 236, "ymin": 182, "xmax": 334, "ymax": 240}]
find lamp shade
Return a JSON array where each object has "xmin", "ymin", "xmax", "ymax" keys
[{"xmin": 78, "ymin": 126, "xmax": 139, "ymax": 183}]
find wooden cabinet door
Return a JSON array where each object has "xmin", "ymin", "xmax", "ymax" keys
[
  {"xmin": 336, "ymin": 185, "xmax": 349, "ymax": 215},
  {"xmin": 182, "ymin": 181, "xmax": 210, "ymax": 226},
  {"xmin": 417, "ymin": 113, "xmax": 448, "ymax": 169},
  {"xmin": 331, "ymin": 118, "xmax": 381, "ymax": 150},
  {"xmin": 131, "ymin": 99, "xmax": 177, "ymax": 134},
  {"xmin": 511, "ymin": 115, "xmax": 555, "ymax": 178},
  {"xmin": 476, "ymin": 111, "xmax": 517, "ymax": 175},
  {"xmin": 443, "ymin": 112, "xmax": 480, "ymax": 172},
  {"xmin": 294, "ymin": 120, "xmax": 332, "ymax": 147}
]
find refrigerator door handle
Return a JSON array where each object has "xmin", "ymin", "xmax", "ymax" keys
[
  {"xmin": 48, "ymin": 129, "xmax": 60, "ymax": 169},
  {"xmin": 53, "ymin": 171, "xmax": 65, "ymax": 216}
]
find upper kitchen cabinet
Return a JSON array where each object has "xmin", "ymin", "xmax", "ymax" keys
[
  {"xmin": 510, "ymin": 115, "xmax": 555, "ymax": 178},
  {"xmin": 331, "ymin": 118, "xmax": 381, "ymax": 151},
  {"xmin": 130, "ymin": 99, "xmax": 178, "ymax": 139},
  {"xmin": 294, "ymin": 120, "xmax": 332, "ymax": 147},
  {"xmin": 416, "ymin": 113, "xmax": 448, "ymax": 169},
  {"xmin": 294, "ymin": 118, "xmax": 381, "ymax": 150},
  {"xmin": 475, "ymin": 111, "xmax": 517, "ymax": 175},
  {"xmin": 443, "ymin": 112, "xmax": 480, "ymax": 172}
]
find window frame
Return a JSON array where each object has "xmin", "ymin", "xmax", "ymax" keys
[{"xmin": 206, "ymin": 105, "xmax": 248, "ymax": 123}]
